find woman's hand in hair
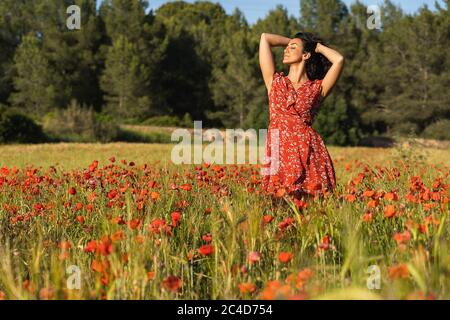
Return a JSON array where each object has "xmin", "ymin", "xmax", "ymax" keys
[{"xmin": 314, "ymin": 43, "xmax": 345, "ymax": 98}]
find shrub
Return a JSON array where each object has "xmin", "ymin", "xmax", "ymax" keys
[
  {"xmin": 0, "ymin": 107, "xmax": 47, "ymax": 143},
  {"xmin": 93, "ymin": 113, "xmax": 121, "ymax": 143},
  {"xmin": 313, "ymin": 96, "xmax": 362, "ymax": 146},
  {"xmin": 422, "ymin": 120, "xmax": 450, "ymax": 141},
  {"xmin": 43, "ymin": 100, "xmax": 120, "ymax": 142},
  {"xmin": 116, "ymin": 128, "xmax": 173, "ymax": 143},
  {"xmin": 390, "ymin": 122, "xmax": 419, "ymax": 137},
  {"xmin": 141, "ymin": 113, "xmax": 193, "ymax": 128}
]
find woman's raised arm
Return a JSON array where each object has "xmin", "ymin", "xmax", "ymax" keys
[
  {"xmin": 315, "ymin": 42, "xmax": 345, "ymax": 98},
  {"xmin": 259, "ymin": 33, "xmax": 290, "ymax": 93}
]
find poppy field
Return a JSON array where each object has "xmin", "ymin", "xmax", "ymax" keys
[{"xmin": 0, "ymin": 142, "xmax": 449, "ymax": 300}]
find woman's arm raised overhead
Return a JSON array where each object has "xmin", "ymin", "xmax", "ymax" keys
[
  {"xmin": 315, "ymin": 42, "xmax": 345, "ymax": 99},
  {"xmin": 259, "ymin": 33, "xmax": 290, "ymax": 94}
]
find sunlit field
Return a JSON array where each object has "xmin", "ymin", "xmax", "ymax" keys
[{"xmin": 0, "ymin": 141, "xmax": 448, "ymax": 300}]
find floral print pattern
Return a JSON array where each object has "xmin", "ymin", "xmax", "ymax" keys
[{"xmin": 261, "ymin": 71, "xmax": 337, "ymax": 198}]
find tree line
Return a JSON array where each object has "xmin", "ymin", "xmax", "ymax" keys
[{"xmin": 0, "ymin": 0, "xmax": 449, "ymax": 144}]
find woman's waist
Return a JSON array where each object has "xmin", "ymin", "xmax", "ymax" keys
[{"xmin": 269, "ymin": 115, "xmax": 313, "ymax": 127}]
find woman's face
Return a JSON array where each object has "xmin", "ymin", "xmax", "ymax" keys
[{"xmin": 283, "ymin": 38, "xmax": 311, "ymax": 65}]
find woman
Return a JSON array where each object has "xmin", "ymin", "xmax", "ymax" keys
[{"xmin": 259, "ymin": 32, "xmax": 344, "ymax": 200}]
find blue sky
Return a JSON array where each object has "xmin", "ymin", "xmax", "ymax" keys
[{"xmin": 144, "ymin": 0, "xmax": 444, "ymax": 24}]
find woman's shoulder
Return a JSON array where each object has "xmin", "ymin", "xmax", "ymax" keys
[{"xmin": 274, "ymin": 71, "xmax": 285, "ymax": 79}]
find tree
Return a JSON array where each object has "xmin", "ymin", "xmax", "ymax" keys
[
  {"xmin": 99, "ymin": 0, "xmax": 167, "ymax": 119},
  {"xmin": 300, "ymin": 0, "xmax": 348, "ymax": 40},
  {"xmin": 0, "ymin": 0, "xmax": 37, "ymax": 104},
  {"xmin": 251, "ymin": 5, "xmax": 300, "ymax": 72},
  {"xmin": 313, "ymin": 95, "xmax": 361, "ymax": 146},
  {"xmin": 9, "ymin": 0, "xmax": 106, "ymax": 108},
  {"xmin": 377, "ymin": 2, "xmax": 450, "ymax": 135},
  {"xmin": 207, "ymin": 23, "xmax": 266, "ymax": 129},
  {"xmin": 154, "ymin": 1, "xmax": 229, "ymax": 122},
  {"xmin": 9, "ymin": 34, "xmax": 57, "ymax": 118},
  {"xmin": 100, "ymin": 35, "xmax": 149, "ymax": 120}
]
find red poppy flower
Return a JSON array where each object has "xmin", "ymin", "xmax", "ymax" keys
[
  {"xmin": 202, "ymin": 233, "xmax": 212, "ymax": 243},
  {"xmin": 162, "ymin": 276, "xmax": 182, "ymax": 292},
  {"xmin": 198, "ymin": 244, "xmax": 214, "ymax": 256},
  {"xmin": 128, "ymin": 219, "xmax": 142, "ymax": 230},
  {"xmin": 150, "ymin": 191, "xmax": 160, "ymax": 201},
  {"xmin": 278, "ymin": 252, "xmax": 294, "ymax": 263},
  {"xmin": 83, "ymin": 240, "xmax": 98, "ymax": 253},
  {"xmin": 248, "ymin": 251, "xmax": 261, "ymax": 264},
  {"xmin": 111, "ymin": 230, "xmax": 125, "ymax": 242},
  {"xmin": 388, "ymin": 264, "xmax": 409, "ymax": 279},
  {"xmin": 89, "ymin": 160, "xmax": 98, "ymax": 172},
  {"xmin": 318, "ymin": 235, "xmax": 331, "ymax": 250},
  {"xmin": 238, "ymin": 282, "xmax": 256, "ymax": 294},
  {"xmin": 97, "ymin": 236, "xmax": 112, "ymax": 256},
  {"xmin": 384, "ymin": 205, "xmax": 396, "ymax": 218},
  {"xmin": 263, "ymin": 215, "xmax": 274, "ymax": 224},
  {"xmin": 278, "ymin": 217, "xmax": 295, "ymax": 231},
  {"xmin": 171, "ymin": 211, "xmax": 182, "ymax": 227},
  {"xmin": 393, "ymin": 230, "xmax": 410, "ymax": 245},
  {"xmin": 346, "ymin": 194, "xmax": 356, "ymax": 202},
  {"xmin": 180, "ymin": 183, "xmax": 192, "ymax": 191}
]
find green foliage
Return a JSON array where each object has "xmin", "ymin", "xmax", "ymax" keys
[
  {"xmin": 141, "ymin": 113, "xmax": 193, "ymax": 127},
  {"xmin": 43, "ymin": 100, "xmax": 120, "ymax": 142},
  {"xmin": 99, "ymin": 0, "xmax": 166, "ymax": 119},
  {"xmin": 313, "ymin": 96, "xmax": 362, "ymax": 146},
  {"xmin": 207, "ymin": 26, "xmax": 265, "ymax": 129},
  {"xmin": 9, "ymin": 33, "xmax": 57, "ymax": 117},
  {"xmin": 0, "ymin": 107, "xmax": 46, "ymax": 143},
  {"xmin": 377, "ymin": 4, "xmax": 450, "ymax": 134},
  {"xmin": 116, "ymin": 127, "xmax": 173, "ymax": 143},
  {"xmin": 100, "ymin": 35, "xmax": 150, "ymax": 121},
  {"xmin": 422, "ymin": 120, "xmax": 450, "ymax": 140}
]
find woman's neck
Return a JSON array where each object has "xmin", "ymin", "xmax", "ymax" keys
[{"xmin": 287, "ymin": 63, "xmax": 309, "ymax": 84}]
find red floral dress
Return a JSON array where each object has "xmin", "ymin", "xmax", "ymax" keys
[{"xmin": 261, "ymin": 71, "xmax": 336, "ymax": 198}]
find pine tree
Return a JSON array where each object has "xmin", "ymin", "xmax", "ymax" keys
[
  {"xmin": 377, "ymin": 1, "xmax": 449, "ymax": 136},
  {"xmin": 9, "ymin": 34, "xmax": 56, "ymax": 118},
  {"xmin": 100, "ymin": 0, "xmax": 149, "ymax": 45},
  {"xmin": 27, "ymin": 0, "xmax": 105, "ymax": 110},
  {"xmin": 154, "ymin": 1, "xmax": 229, "ymax": 122},
  {"xmin": 207, "ymin": 22, "xmax": 265, "ymax": 129},
  {"xmin": 99, "ymin": 0, "xmax": 165, "ymax": 119},
  {"xmin": 100, "ymin": 35, "xmax": 149, "ymax": 120},
  {"xmin": 251, "ymin": 5, "xmax": 300, "ymax": 72},
  {"xmin": 300, "ymin": 0, "xmax": 318, "ymax": 30},
  {"xmin": 0, "ymin": 0, "xmax": 37, "ymax": 104}
]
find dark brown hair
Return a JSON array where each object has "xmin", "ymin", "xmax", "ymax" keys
[{"xmin": 293, "ymin": 32, "xmax": 331, "ymax": 80}]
